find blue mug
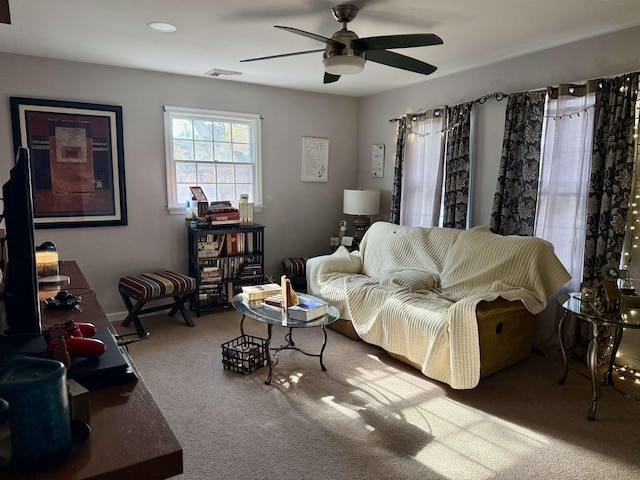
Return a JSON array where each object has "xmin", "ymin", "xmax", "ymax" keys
[{"xmin": 0, "ymin": 357, "xmax": 72, "ymax": 466}]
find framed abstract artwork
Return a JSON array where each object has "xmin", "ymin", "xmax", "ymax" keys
[{"xmin": 10, "ymin": 97, "xmax": 127, "ymax": 228}]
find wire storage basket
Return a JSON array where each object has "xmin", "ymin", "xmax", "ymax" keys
[{"xmin": 221, "ymin": 335, "xmax": 267, "ymax": 375}]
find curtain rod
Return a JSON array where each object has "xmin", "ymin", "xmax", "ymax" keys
[{"xmin": 389, "ymin": 91, "xmax": 507, "ymax": 123}]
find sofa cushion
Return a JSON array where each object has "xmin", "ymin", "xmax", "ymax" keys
[
  {"xmin": 379, "ymin": 269, "xmax": 439, "ymax": 291},
  {"xmin": 440, "ymin": 227, "xmax": 571, "ymax": 313},
  {"xmin": 359, "ymin": 222, "xmax": 461, "ymax": 278}
]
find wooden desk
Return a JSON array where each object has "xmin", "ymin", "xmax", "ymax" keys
[{"xmin": 3, "ymin": 261, "xmax": 183, "ymax": 479}]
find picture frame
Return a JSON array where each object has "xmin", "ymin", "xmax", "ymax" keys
[
  {"xmin": 371, "ymin": 144, "xmax": 385, "ymax": 177},
  {"xmin": 189, "ymin": 185, "xmax": 207, "ymax": 202},
  {"xmin": 10, "ymin": 97, "xmax": 127, "ymax": 228},
  {"xmin": 301, "ymin": 136, "xmax": 328, "ymax": 182}
]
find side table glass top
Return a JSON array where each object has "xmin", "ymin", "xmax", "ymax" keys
[
  {"xmin": 231, "ymin": 292, "xmax": 340, "ymax": 328},
  {"xmin": 558, "ymin": 293, "xmax": 640, "ymax": 328}
]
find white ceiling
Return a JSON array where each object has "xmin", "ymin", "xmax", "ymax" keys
[{"xmin": 1, "ymin": 0, "xmax": 639, "ymax": 97}]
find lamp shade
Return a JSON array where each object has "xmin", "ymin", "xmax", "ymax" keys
[{"xmin": 343, "ymin": 189, "xmax": 380, "ymax": 216}]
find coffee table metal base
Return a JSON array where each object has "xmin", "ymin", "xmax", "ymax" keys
[{"xmin": 240, "ymin": 315, "xmax": 329, "ymax": 385}]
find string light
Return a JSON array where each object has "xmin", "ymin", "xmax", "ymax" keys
[
  {"xmin": 623, "ymin": 86, "xmax": 640, "ymax": 262},
  {"xmin": 388, "ymin": 91, "xmax": 507, "ymax": 128},
  {"xmin": 403, "ymin": 121, "xmax": 460, "ymax": 138},
  {"xmin": 545, "ymin": 105, "xmax": 594, "ymax": 121}
]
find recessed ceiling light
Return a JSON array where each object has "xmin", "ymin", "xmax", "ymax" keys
[{"xmin": 147, "ymin": 22, "xmax": 177, "ymax": 33}]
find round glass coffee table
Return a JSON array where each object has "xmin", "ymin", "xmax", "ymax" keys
[{"xmin": 231, "ymin": 293, "xmax": 340, "ymax": 384}]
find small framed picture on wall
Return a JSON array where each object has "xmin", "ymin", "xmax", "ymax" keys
[
  {"xmin": 302, "ymin": 136, "xmax": 329, "ymax": 182},
  {"xmin": 372, "ymin": 144, "xmax": 384, "ymax": 177}
]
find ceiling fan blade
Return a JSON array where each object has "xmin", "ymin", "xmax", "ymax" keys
[
  {"xmin": 353, "ymin": 33, "xmax": 443, "ymax": 51},
  {"xmin": 324, "ymin": 72, "xmax": 340, "ymax": 84},
  {"xmin": 240, "ymin": 49, "xmax": 325, "ymax": 63},
  {"xmin": 275, "ymin": 26, "xmax": 345, "ymax": 48},
  {"xmin": 365, "ymin": 50, "xmax": 437, "ymax": 75},
  {"xmin": 0, "ymin": 0, "xmax": 10, "ymax": 24}
]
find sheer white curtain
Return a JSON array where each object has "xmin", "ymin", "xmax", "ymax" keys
[
  {"xmin": 400, "ymin": 109, "xmax": 446, "ymax": 226},
  {"xmin": 535, "ymin": 85, "xmax": 596, "ymax": 292}
]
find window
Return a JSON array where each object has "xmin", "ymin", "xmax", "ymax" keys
[
  {"xmin": 163, "ymin": 106, "xmax": 262, "ymax": 214},
  {"xmin": 535, "ymin": 87, "xmax": 595, "ymax": 292},
  {"xmin": 400, "ymin": 109, "xmax": 447, "ymax": 227}
]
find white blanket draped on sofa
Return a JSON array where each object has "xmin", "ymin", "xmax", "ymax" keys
[{"xmin": 307, "ymin": 223, "xmax": 571, "ymax": 389}]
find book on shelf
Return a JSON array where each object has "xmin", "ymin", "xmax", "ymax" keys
[
  {"xmin": 209, "ymin": 206, "xmax": 237, "ymax": 214},
  {"xmin": 201, "ymin": 273, "xmax": 222, "ymax": 283},
  {"xmin": 238, "ymin": 201, "xmax": 254, "ymax": 226},
  {"xmin": 227, "ymin": 233, "xmax": 238, "ymax": 255},
  {"xmin": 210, "ymin": 219, "xmax": 240, "ymax": 226},
  {"xmin": 198, "ymin": 241, "xmax": 220, "ymax": 258},
  {"xmin": 287, "ymin": 300, "xmax": 329, "ymax": 321},
  {"xmin": 210, "ymin": 200, "xmax": 232, "ymax": 207},
  {"xmin": 242, "ymin": 263, "xmax": 262, "ymax": 273},
  {"xmin": 210, "ymin": 210, "xmax": 240, "ymax": 221},
  {"xmin": 241, "ymin": 283, "xmax": 281, "ymax": 301},
  {"xmin": 246, "ymin": 232, "xmax": 255, "ymax": 254}
]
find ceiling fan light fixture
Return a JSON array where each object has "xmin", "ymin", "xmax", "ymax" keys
[{"xmin": 324, "ymin": 55, "xmax": 365, "ymax": 75}]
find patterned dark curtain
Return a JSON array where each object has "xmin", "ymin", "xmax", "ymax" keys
[
  {"xmin": 443, "ymin": 102, "xmax": 472, "ymax": 229},
  {"xmin": 582, "ymin": 72, "xmax": 639, "ymax": 286},
  {"xmin": 490, "ymin": 91, "xmax": 546, "ymax": 235},
  {"xmin": 390, "ymin": 116, "xmax": 407, "ymax": 224}
]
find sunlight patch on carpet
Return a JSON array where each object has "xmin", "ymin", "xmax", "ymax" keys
[
  {"xmin": 411, "ymin": 397, "xmax": 551, "ymax": 479},
  {"xmin": 334, "ymin": 363, "xmax": 554, "ymax": 479}
]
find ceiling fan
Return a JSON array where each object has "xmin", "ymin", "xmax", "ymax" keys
[
  {"xmin": 240, "ymin": 4, "xmax": 443, "ymax": 84},
  {"xmin": 0, "ymin": 0, "xmax": 10, "ymax": 24}
]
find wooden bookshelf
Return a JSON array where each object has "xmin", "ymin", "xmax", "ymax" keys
[{"xmin": 188, "ymin": 224, "xmax": 265, "ymax": 316}]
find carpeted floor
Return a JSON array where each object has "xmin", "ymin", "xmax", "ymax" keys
[{"xmin": 114, "ymin": 310, "xmax": 640, "ymax": 480}]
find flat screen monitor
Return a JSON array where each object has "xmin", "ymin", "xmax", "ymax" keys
[{"xmin": 2, "ymin": 147, "xmax": 42, "ymax": 336}]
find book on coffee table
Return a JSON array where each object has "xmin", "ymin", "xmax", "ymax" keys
[
  {"xmin": 287, "ymin": 300, "xmax": 329, "ymax": 321},
  {"xmin": 241, "ymin": 283, "xmax": 281, "ymax": 301}
]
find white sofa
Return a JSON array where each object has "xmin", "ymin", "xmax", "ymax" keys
[{"xmin": 307, "ymin": 222, "xmax": 570, "ymax": 389}]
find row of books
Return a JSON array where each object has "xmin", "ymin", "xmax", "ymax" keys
[
  {"xmin": 208, "ymin": 201, "xmax": 240, "ymax": 226},
  {"xmin": 240, "ymin": 283, "xmax": 329, "ymax": 321},
  {"xmin": 197, "ymin": 232, "xmax": 257, "ymax": 258},
  {"xmin": 191, "ymin": 200, "xmax": 255, "ymax": 227},
  {"xmin": 197, "ymin": 280, "xmax": 236, "ymax": 305},
  {"xmin": 199, "ymin": 256, "xmax": 262, "ymax": 283}
]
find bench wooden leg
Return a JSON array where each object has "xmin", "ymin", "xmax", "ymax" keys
[
  {"xmin": 120, "ymin": 293, "xmax": 148, "ymax": 334},
  {"xmin": 121, "ymin": 292, "xmax": 195, "ymax": 334},
  {"xmin": 167, "ymin": 294, "xmax": 195, "ymax": 328}
]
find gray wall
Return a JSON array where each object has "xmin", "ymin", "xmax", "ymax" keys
[
  {"xmin": 357, "ymin": 25, "xmax": 640, "ymax": 366},
  {"xmin": 0, "ymin": 53, "xmax": 358, "ymax": 317}
]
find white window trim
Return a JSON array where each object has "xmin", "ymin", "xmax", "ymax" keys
[{"xmin": 163, "ymin": 105, "xmax": 263, "ymax": 215}]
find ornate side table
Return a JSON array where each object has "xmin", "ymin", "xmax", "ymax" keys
[{"xmin": 557, "ymin": 293, "xmax": 640, "ymax": 420}]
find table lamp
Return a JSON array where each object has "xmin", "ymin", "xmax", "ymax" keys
[
  {"xmin": 343, "ymin": 189, "xmax": 380, "ymax": 242},
  {"xmin": 35, "ymin": 241, "xmax": 70, "ymax": 290},
  {"xmin": 36, "ymin": 241, "xmax": 59, "ymax": 277}
]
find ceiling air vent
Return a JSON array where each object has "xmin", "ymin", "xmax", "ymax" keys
[{"xmin": 204, "ymin": 68, "xmax": 243, "ymax": 78}]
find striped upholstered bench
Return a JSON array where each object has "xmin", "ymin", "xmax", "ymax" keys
[
  {"xmin": 283, "ymin": 257, "xmax": 308, "ymax": 292},
  {"xmin": 119, "ymin": 271, "xmax": 196, "ymax": 334}
]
